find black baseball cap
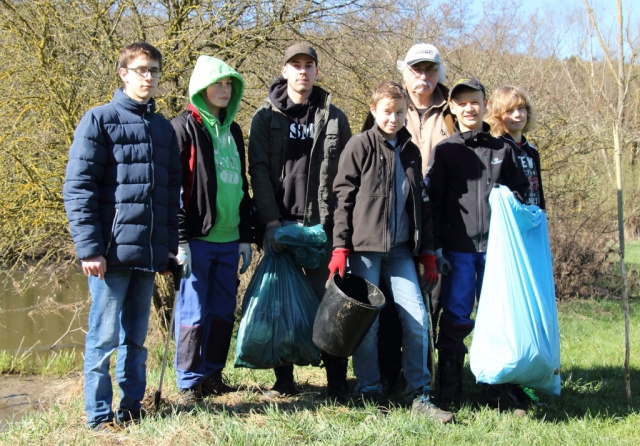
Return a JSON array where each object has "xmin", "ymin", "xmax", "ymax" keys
[
  {"xmin": 449, "ymin": 77, "xmax": 486, "ymax": 100},
  {"xmin": 283, "ymin": 43, "xmax": 318, "ymax": 65}
]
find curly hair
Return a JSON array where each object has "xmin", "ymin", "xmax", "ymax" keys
[{"xmin": 486, "ymin": 86, "xmax": 536, "ymax": 137}]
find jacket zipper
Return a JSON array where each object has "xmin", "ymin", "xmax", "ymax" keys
[
  {"xmin": 144, "ymin": 106, "xmax": 155, "ymax": 269},
  {"xmin": 105, "ymin": 208, "xmax": 119, "ymax": 257}
]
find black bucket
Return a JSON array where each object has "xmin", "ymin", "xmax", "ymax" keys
[{"xmin": 312, "ymin": 273, "xmax": 386, "ymax": 357}]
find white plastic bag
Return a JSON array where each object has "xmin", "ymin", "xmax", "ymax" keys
[{"xmin": 469, "ymin": 185, "xmax": 561, "ymax": 396}]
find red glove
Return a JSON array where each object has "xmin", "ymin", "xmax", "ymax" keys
[
  {"xmin": 328, "ymin": 248, "xmax": 350, "ymax": 280},
  {"xmin": 418, "ymin": 252, "xmax": 438, "ymax": 293}
]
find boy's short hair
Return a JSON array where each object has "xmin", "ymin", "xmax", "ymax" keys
[
  {"xmin": 117, "ymin": 42, "xmax": 163, "ymax": 72},
  {"xmin": 449, "ymin": 77, "xmax": 485, "ymax": 101},
  {"xmin": 371, "ymin": 81, "xmax": 407, "ymax": 107},
  {"xmin": 486, "ymin": 86, "xmax": 537, "ymax": 136}
]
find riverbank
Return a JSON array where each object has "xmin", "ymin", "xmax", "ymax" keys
[{"xmin": 1, "ymin": 298, "xmax": 638, "ymax": 445}]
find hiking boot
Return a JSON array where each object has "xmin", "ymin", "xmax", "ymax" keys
[
  {"xmin": 265, "ymin": 366, "xmax": 299, "ymax": 399},
  {"xmin": 324, "ymin": 356, "xmax": 350, "ymax": 403},
  {"xmin": 412, "ymin": 394, "xmax": 455, "ymax": 424},
  {"xmin": 436, "ymin": 349, "xmax": 464, "ymax": 405},
  {"xmin": 202, "ymin": 369, "xmax": 235, "ymax": 396},
  {"xmin": 179, "ymin": 384, "xmax": 203, "ymax": 407},
  {"xmin": 92, "ymin": 421, "xmax": 123, "ymax": 432},
  {"xmin": 484, "ymin": 383, "xmax": 527, "ymax": 416}
]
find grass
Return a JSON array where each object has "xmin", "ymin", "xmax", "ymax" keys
[
  {"xmin": 1, "ymin": 298, "xmax": 639, "ymax": 445},
  {"xmin": 625, "ymin": 239, "xmax": 640, "ymax": 268},
  {"xmin": 0, "ymin": 348, "xmax": 80, "ymax": 376}
]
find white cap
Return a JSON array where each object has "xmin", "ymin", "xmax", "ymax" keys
[{"xmin": 397, "ymin": 44, "xmax": 441, "ymax": 71}]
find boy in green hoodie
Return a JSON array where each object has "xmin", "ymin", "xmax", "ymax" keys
[{"xmin": 171, "ymin": 56, "xmax": 254, "ymax": 403}]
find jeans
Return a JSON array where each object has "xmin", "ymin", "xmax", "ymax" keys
[
  {"xmin": 349, "ymin": 243, "xmax": 431, "ymax": 398},
  {"xmin": 436, "ymin": 250, "xmax": 486, "ymax": 353},
  {"xmin": 174, "ymin": 239, "xmax": 238, "ymax": 389},
  {"xmin": 84, "ymin": 269, "xmax": 155, "ymax": 428}
]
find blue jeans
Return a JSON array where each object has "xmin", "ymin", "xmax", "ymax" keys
[
  {"xmin": 174, "ymin": 239, "xmax": 238, "ymax": 389},
  {"xmin": 349, "ymin": 243, "xmax": 431, "ymax": 398},
  {"xmin": 84, "ymin": 269, "xmax": 155, "ymax": 428},
  {"xmin": 436, "ymin": 250, "xmax": 486, "ymax": 353}
]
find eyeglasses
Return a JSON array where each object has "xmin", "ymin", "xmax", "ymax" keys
[
  {"xmin": 127, "ymin": 67, "xmax": 162, "ymax": 78},
  {"xmin": 408, "ymin": 65, "xmax": 439, "ymax": 77}
]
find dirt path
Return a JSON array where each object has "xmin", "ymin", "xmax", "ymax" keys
[{"xmin": 0, "ymin": 375, "xmax": 77, "ymax": 431}]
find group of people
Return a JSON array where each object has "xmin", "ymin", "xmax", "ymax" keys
[{"xmin": 63, "ymin": 40, "xmax": 544, "ymax": 432}]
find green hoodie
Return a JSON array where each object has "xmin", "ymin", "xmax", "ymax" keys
[{"xmin": 189, "ymin": 55, "xmax": 245, "ymax": 243}]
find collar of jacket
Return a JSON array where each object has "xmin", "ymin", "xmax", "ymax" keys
[
  {"xmin": 265, "ymin": 84, "xmax": 331, "ymax": 114},
  {"xmin": 453, "ymin": 121, "xmax": 492, "ymax": 145},
  {"xmin": 372, "ymin": 123, "xmax": 413, "ymax": 150},
  {"xmin": 501, "ymin": 132, "xmax": 536, "ymax": 149},
  {"xmin": 187, "ymin": 103, "xmax": 203, "ymax": 124},
  {"xmin": 114, "ymin": 88, "xmax": 156, "ymax": 115}
]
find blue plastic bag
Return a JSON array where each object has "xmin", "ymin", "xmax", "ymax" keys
[
  {"xmin": 234, "ymin": 251, "xmax": 321, "ymax": 369},
  {"xmin": 469, "ymin": 185, "xmax": 561, "ymax": 396},
  {"xmin": 275, "ymin": 224, "xmax": 328, "ymax": 269}
]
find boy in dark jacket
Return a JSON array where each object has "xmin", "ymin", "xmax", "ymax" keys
[
  {"xmin": 426, "ymin": 78, "xmax": 528, "ymax": 405},
  {"xmin": 330, "ymin": 81, "xmax": 452, "ymax": 423},
  {"xmin": 63, "ymin": 42, "xmax": 181, "ymax": 431},
  {"xmin": 171, "ymin": 56, "xmax": 254, "ymax": 404}
]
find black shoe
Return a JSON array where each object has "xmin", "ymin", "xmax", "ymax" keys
[
  {"xmin": 513, "ymin": 385, "xmax": 546, "ymax": 408},
  {"xmin": 326, "ymin": 382, "xmax": 351, "ymax": 404},
  {"xmin": 202, "ymin": 369, "xmax": 235, "ymax": 396},
  {"xmin": 484, "ymin": 383, "xmax": 527, "ymax": 416},
  {"xmin": 353, "ymin": 388, "xmax": 382, "ymax": 407},
  {"xmin": 116, "ymin": 408, "xmax": 147, "ymax": 427},
  {"xmin": 91, "ymin": 421, "xmax": 123, "ymax": 432},
  {"xmin": 437, "ymin": 349, "xmax": 464, "ymax": 405},
  {"xmin": 179, "ymin": 384, "xmax": 203, "ymax": 407},
  {"xmin": 264, "ymin": 380, "xmax": 300, "ymax": 399}
]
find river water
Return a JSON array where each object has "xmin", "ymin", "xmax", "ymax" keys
[{"xmin": 0, "ymin": 272, "xmax": 88, "ymax": 353}]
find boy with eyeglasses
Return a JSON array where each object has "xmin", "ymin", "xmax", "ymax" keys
[{"xmin": 63, "ymin": 42, "xmax": 181, "ymax": 431}]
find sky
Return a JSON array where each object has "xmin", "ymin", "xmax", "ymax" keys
[{"xmin": 467, "ymin": 0, "xmax": 639, "ymax": 59}]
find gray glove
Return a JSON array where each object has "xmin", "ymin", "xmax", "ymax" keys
[
  {"xmin": 238, "ymin": 243, "xmax": 252, "ymax": 274},
  {"xmin": 435, "ymin": 248, "xmax": 451, "ymax": 275},
  {"xmin": 176, "ymin": 243, "xmax": 192, "ymax": 278}
]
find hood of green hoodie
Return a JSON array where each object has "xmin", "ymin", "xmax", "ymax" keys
[{"xmin": 189, "ymin": 55, "xmax": 245, "ymax": 127}]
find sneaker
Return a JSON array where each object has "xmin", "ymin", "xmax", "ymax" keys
[
  {"xmin": 92, "ymin": 421, "xmax": 123, "ymax": 432},
  {"xmin": 202, "ymin": 370, "xmax": 235, "ymax": 396},
  {"xmin": 264, "ymin": 380, "xmax": 300, "ymax": 399},
  {"xmin": 179, "ymin": 384, "xmax": 203, "ymax": 407},
  {"xmin": 412, "ymin": 395, "xmax": 455, "ymax": 424},
  {"xmin": 326, "ymin": 382, "xmax": 351, "ymax": 404}
]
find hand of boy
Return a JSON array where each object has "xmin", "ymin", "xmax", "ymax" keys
[
  {"xmin": 418, "ymin": 251, "xmax": 438, "ymax": 293},
  {"xmin": 435, "ymin": 248, "xmax": 452, "ymax": 275},
  {"xmin": 328, "ymin": 248, "xmax": 350, "ymax": 280}
]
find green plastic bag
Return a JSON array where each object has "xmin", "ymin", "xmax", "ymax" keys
[
  {"xmin": 275, "ymin": 223, "xmax": 328, "ymax": 269},
  {"xmin": 234, "ymin": 251, "xmax": 321, "ymax": 369}
]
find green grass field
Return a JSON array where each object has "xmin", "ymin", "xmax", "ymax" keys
[
  {"xmin": 1, "ymin": 298, "xmax": 638, "ymax": 445},
  {"xmin": 625, "ymin": 239, "xmax": 640, "ymax": 268}
]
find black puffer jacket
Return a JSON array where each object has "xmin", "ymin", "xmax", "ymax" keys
[
  {"xmin": 332, "ymin": 126, "xmax": 433, "ymax": 255},
  {"xmin": 426, "ymin": 123, "xmax": 529, "ymax": 253}
]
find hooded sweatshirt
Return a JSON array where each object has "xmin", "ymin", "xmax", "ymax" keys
[
  {"xmin": 267, "ymin": 76, "xmax": 317, "ymax": 222},
  {"xmin": 188, "ymin": 56, "xmax": 245, "ymax": 242}
]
